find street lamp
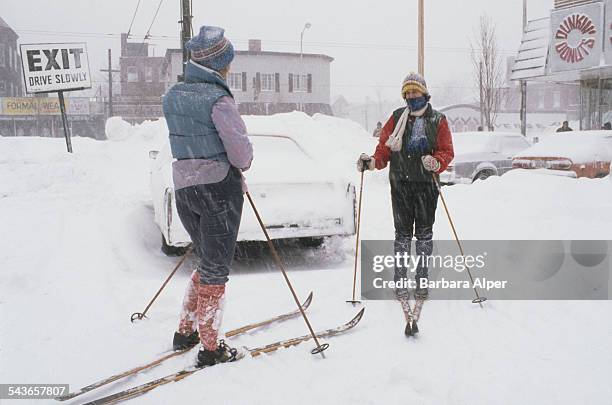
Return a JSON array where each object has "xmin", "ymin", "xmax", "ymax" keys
[
  {"xmin": 300, "ymin": 22, "xmax": 311, "ymax": 55},
  {"xmin": 300, "ymin": 22, "xmax": 311, "ymax": 112}
]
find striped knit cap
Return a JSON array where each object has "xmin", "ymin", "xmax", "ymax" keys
[
  {"xmin": 401, "ymin": 72, "xmax": 428, "ymax": 99},
  {"xmin": 186, "ymin": 26, "xmax": 234, "ymax": 72}
]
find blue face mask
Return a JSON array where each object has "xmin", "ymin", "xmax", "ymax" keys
[{"xmin": 407, "ymin": 96, "xmax": 428, "ymax": 112}]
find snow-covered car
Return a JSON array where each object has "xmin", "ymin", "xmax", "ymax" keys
[
  {"xmin": 512, "ymin": 131, "xmax": 612, "ymax": 179},
  {"xmin": 440, "ymin": 132, "xmax": 531, "ymax": 185},
  {"xmin": 149, "ymin": 134, "xmax": 357, "ymax": 255}
]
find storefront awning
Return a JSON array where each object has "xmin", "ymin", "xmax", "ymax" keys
[{"xmin": 511, "ymin": 17, "xmax": 550, "ymax": 81}]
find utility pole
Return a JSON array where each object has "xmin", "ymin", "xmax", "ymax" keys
[
  {"xmin": 100, "ymin": 49, "xmax": 119, "ymax": 118},
  {"xmin": 365, "ymin": 97, "xmax": 370, "ymax": 131},
  {"xmin": 520, "ymin": 0, "xmax": 528, "ymax": 136},
  {"xmin": 300, "ymin": 22, "xmax": 312, "ymax": 112},
  {"xmin": 479, "ymin": 61, "xmax": 484, "ymax": 129},
  {"xmin": 418, "ymin": 0, "xmax": 425, "ymax": 75},
  {"xmin": 179, "ymin": 0, "xmax": 193, "ymax": 81}
]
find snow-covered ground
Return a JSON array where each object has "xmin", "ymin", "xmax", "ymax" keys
[{"xmin": 1, "ymin": 114, "xmax": 612, "ymax": 405}]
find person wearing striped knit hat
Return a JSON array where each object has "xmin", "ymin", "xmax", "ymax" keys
[
  {"xmin": 356, "ymin": 72, "xmax": 454, "ymax": 300},
  {"xmin": 163, "ymin": 26, "xmax": 252, "ymax": 368}
]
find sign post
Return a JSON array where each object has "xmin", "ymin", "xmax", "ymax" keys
[
  {"xmin": 57, "ymin": 91, "xmax": 73, "ymax": 153},
  {"xmin": 19, "ymin": 42, "xmax": 91, "ymax": 153}
]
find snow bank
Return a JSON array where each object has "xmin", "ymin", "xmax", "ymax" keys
[{"xmin": 105, "ymin": 116, "xmax": 168, "ymax": 145}]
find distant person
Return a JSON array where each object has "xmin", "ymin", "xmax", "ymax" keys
[
  {"xmin": 373, "ymin": 121, "xmax": 382, "ymax": 137},
  {"xmin": 602, "ymin": 122, "xmax": 611, "ymax": 130},
  {"xmin": 556, "ymin": 121, "xmax": 573, "ymax": 132},
  {"xmin": 163, "ymin": 25, "xmax": 252, "ymax": 368}
]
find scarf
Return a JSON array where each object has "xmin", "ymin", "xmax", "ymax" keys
[{"xmin": 385, "ymin": 104, "xmax": 429, "ymax": 152}]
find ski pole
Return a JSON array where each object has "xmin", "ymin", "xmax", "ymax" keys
[
  {"xmin": 130, "ymin": 247, "xmax": 192, "ymax": 322},
  {"xmin": 432, "ymin": 174, "xmax": 487, "ymax": 307},
  {"xmin": 246, "ymin": 191, "xmax": 329, "ymax": 357},
  {"xmin": 347, "ymin": 169, "xmax": 364, "ymax": 305}
]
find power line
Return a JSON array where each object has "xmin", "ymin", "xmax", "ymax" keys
[
  {"xmin": 14, "ymin": 28, "xmax": 519, "ymax": 55},
  {"xmin": 126, "ymin": 0, "xmax": 142, "ymax": 38},
  {"xmin": 143, "ymin": 0, "xmax": 165, "ymax": 41}
]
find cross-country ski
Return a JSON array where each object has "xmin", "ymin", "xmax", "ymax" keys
[
  {"xmin": 81, "ymin": 309, "xmax": 364, "ymax": 405},
  {"xmin": 55, "ymin": 292, "xmax": 313, "ymax": 401}
]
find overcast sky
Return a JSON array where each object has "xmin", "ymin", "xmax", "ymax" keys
[{"xmin": 3, "ymin": 0, "xmax": 553, "ymax": 103}]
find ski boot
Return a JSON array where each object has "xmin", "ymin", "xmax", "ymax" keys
[
  {"xmin": 172, "ymin": 331, "xmax": 200, "ymax": 351},
  {"xmin": 196, "ymin": 339, "xmax": 239, "ymax": 368}
]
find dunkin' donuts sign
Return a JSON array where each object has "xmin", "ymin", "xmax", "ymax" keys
[
  {"xmin": 548, "ymin": 2, "xmax": 603, "ymax": 73},
  {"xmin": 554, "ymin": 14, "xmax": 597, "ymax": 63}
]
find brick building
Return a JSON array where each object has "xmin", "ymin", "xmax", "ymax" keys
[{"xmin": 0, "ymin": 16, "xmax": 22, "ymax": 97}]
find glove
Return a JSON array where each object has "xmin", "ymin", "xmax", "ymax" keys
[
  {"xmin": 356, "ymin": 153, "xmax": 375, "ymax": 172},
  {"xmin": 421, "ymin": 155, "xmax": 441, "ymax": 172}
]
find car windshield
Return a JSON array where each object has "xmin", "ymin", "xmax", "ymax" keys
[
  {"xmin": 452, "ymin": 133, "xmax": 498, "ymax": 155},
  {"xmin": 248, "ymin": 135, "xmax": 311, "ymax": 173}
]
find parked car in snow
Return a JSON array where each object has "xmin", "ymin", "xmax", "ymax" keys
[
  {"xmin": 512, "ymin": 131, "xmax": 612, "ymax": 179},
  {"xmin": 440, "ymin": 132, "xmax": 531, "ymax": 185},
  {"xmin": 149, "ymin": 134, "xmax": 357, "ymax": 255}
]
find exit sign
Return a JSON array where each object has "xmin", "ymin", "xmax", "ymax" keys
[{"xmin": 20, "ymin": 42, "xmax": 92, "ymax": 94}]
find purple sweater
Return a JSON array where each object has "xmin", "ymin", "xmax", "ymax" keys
[{"xmin": 172, "ymin": 96, "xmax": 253, "ymax": 191}]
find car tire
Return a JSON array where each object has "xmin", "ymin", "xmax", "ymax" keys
[
  {"xmin": 473, "ymin": 170, "xmax": 495, "ymax": 182},
  {"xmin": 161, "ymin": 233, "xmax": 190, "ymax": 256},
  {"xmin": 298, "ymin": 237, "xmax": 325, "ymax": 248}
]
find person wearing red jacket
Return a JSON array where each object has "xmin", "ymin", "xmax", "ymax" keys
[{"xmin": 357, "ymin": 72, "xmax": 454, "ymax": 299}]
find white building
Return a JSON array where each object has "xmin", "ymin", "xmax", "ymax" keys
[{"xmin": 164, "ymin": 40, "xmax": 333, "ymax": 116}]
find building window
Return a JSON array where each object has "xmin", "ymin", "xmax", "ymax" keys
[
  {"xmin": 127, "ymin": 66, "xmax": 139, "ymax": 82},
  {"xmin": 553, "ymin": 91, "xmax": 561, "ymax": 109},
  {"xmin": 8, "ymin": 46, "xmax": 12, "ymax": 71},
  {"xmin": 538, "ymin": 90, "xmax": 545, "ymax": 109},
  {"xmin": 260, "ymin": 73, "xmax": 275, "ymax": 92},
  {"xmin": 0, "ymin": 44, "xmax": 5, "ymax": 67},
  {"xmin": 228, "ymin": 73, "xmax": 243, "ymax": 91},
  {"xmin": 292, "ymin": 74, "xmax": 308, "ymax": 92},
  {"xmin": 145, "ymin": 66, "xmax": 153, "ymax": 82}
]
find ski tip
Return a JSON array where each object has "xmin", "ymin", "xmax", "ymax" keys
[
  {"xmin": 353, "ymin": 307, "xmax": 366, "ymax": 323},
  {"xmin": 303, "ymin": 291, "xmax": 314, "ymax": 308}
]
